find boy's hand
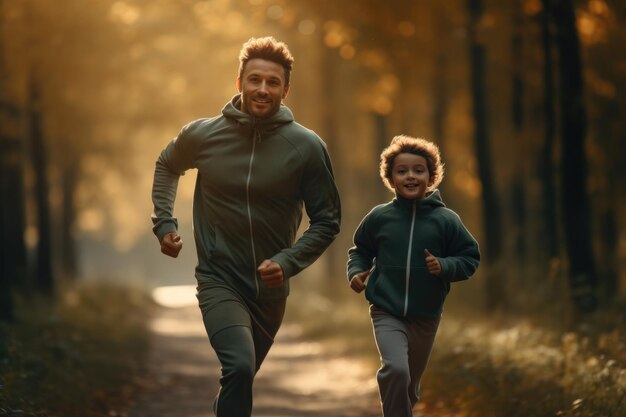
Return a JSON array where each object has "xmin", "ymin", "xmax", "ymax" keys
[
  {"xmin": 349, "ymin": 270, "xmax": 370, "ymax": 293},
  {"xmin": 424, "ymin": 249, "xmax": 441, "ymax": 276},
  {"xmin": 161, "ymin": 232, "xmax": 183, "ymax": 258},
  {"xmin": 258, "ymin": 259, "xmax": 284, "ymax": 288}
]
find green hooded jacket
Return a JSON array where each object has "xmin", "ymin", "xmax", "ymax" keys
[
  {"xmin": 152, "ymin": 95, "xmax": 341, "ymax": 299},
  {"xmin": 347, "ymin": 190, "xmax": 479, "ymax": 317}
]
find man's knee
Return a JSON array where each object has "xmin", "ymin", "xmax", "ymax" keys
[{"xmin": 224, "ymin": 356, "xmax": 254, "ymax": 383}]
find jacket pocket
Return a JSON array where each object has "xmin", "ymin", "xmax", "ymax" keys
[
  {"xmin": 211, "ymin": 223, "xmax": 234, "ymax": 263},
  {"xmin": 407, "ymin": 267, "xmax": 446, "ymax": 316},
  {"xmin": 366, "ymin": 264, "xmax": 408, "ymax": 317}
]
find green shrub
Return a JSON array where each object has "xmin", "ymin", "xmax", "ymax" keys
[{"xmin": 0, "ymin": 282, "xmax": 155, "ymax": 417}]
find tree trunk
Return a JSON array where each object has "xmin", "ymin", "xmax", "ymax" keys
[
  {"xmin": 539, "ymin": 0, "xmax": 559, "ymax": 260},
  {"xmin": 28, "ymin": 80, "xmax": 54, "ymax": 294},
  {"xmin": 60, "ymin": 162, "xmax": 78, "ymax": 280},
  {"xmin": 433, "ymin": 5, "xmax": 450, "ymax": 198},
  {"xmin": 510, "ymin": 0, "xmax": 527, "ymax": 273},
  {"xmin": 595, "ymin": 100, "xmax": 619, "ymax": 303},
  {"xmin": 0, "ymin": 0, "xmax": 27, "ymax": 321},
  {"xmin": 552, "ymin": 0, "xmax": 597, "ymax": 313},
  {"xmin": 467, "ymin": 0, "xmax": 504, "ymax": 311},
  {"xmin": 373, "ymin": 112, "xmax": 389, "ymax": 202},
  {"xmin": 0, "ymin": 122, "xmax": 25, "ymax": 321}
]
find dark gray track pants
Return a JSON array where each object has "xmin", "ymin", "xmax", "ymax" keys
[
  {"xmin": 370, "ymin": 305, "xmax": 441, "ymax": 417},
  {"xmin": 197, "ymin": 279, "xmax": 286, "ymax": 417}
]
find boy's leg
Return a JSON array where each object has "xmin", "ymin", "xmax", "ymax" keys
[
  {"xmin": 370, "ymin": 305, "xmax": 413, "ymax": 417},
  {"xmin": 406, "ymin": 316, "xmax": 441, "ymax": 405}
]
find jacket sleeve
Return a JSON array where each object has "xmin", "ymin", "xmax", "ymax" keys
[
  {"xmin": 346, "ymin": 211, "xmax": 377, "ymax": 282},
  {"xmin": 151, "ymin": 123, "xmax": 198, "ymax": 242},
  {"xmin": 271, "ymin": 139, "xmax": 341, "ymax": 279},
  {"xmin": 438, "ymin": 211, "xmax": 481, "ymax": 282}
]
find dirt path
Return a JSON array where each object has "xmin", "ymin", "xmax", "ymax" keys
[{"xmin": 126, "ymin": 303, "xmax": 382, "ymax": 417}]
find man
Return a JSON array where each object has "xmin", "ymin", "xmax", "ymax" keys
[{"xmin": 151, "ymin": 36, "xmax": 341, "ymax": 416}]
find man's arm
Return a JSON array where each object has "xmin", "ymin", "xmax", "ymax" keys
[
  {"xmin": 270, "ymin": 139, "xmax": 341, "ymax": 279},
  {"xmin": 151, "ymin": 123, "xmax": 197, "ymax": 255}
]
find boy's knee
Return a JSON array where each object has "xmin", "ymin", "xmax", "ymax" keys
[{"xmin": 378, "ymin": 362, "xmax": 410, "ymax": 385}]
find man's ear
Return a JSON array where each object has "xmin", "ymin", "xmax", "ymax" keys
[
  {"xmin": 282, "ymin": 84, "xmax": 290, "ymax": 99},
  {"xmin": 236, "ymin": 78, "xmax": 242, "ymax": 92}
]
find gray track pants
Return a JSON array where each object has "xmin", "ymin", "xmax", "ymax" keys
[{"xmin": 370, "ymin": 305, "xmax": 441, "ymax": 417}]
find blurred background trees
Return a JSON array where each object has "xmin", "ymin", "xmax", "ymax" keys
[{"xmin": 1, "ymin": 0, "xmax": 625, "ymax": 320}]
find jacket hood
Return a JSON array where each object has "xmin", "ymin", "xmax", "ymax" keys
[
  {"xmin": 393, "ymin": 189, "xmax": 446, "ymax": 211},
  {"xmin": 222, "ymin": 94, "xmax": 294, "ymax": 132}
]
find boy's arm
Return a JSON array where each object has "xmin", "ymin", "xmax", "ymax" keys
[
  {"xmin": 438, "ymin": 212, "xmax": 481, "ymax": 282},
  {"xmin": 347, "ymin": 213, "xmax": 377, "ymax": 283}
]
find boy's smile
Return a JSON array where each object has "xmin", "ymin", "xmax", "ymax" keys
[{"xmin": 390, "ymin": 153, "xmax": 433, "ymax": 200}]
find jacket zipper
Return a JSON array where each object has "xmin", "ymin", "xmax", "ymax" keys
[
  {"xmin": 403, "ymin": 201, "xmax": 417, "ymax": 316},
  {"xmin": 246, "ymin": 128, "xmax": 260, "ymax": 297}
]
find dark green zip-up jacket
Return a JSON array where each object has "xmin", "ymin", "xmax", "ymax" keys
[
  {"xmin": 152, "ymin": 95, "xmax": 341, "ymax": 300},
  {"xmin": 347, "ymin": 190, "xmax": 479, "ymax": 318}
]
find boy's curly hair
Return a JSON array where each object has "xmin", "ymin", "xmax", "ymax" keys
[
  {"xmin": 238, "ymin": 36, "xmax": 294, "ymax": 85},
  {"xmin": 379, "ymin": 135, "xmax": 445, "ymax": 192}
]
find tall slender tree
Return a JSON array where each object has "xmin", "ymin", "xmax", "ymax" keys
[
  {"xmin": 539, "ymin": 0, "xmax": 559, "ymax": 261},
  {"xmin": 552, "ymin": 0, "xmax": 597, "ymax": 313},
  {"xmin": 467, "ymin": 0, "xmax": 504, "ymax": 310},
  {"xmin": 0, "ymin": 0, "xmax": 27, "ymax": 320},
  {"xmin": 28, "ymin": 80, "xmax": 54, "ymax": 294},
  {"xmin": 510, "ymin": 0, "xmax": 528, "ymax": 274}
]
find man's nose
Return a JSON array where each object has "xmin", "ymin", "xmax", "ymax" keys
[{"xmin": 258, "ymin": 80, "xmax": 268, "ymax": 93}]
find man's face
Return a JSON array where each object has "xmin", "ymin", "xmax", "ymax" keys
[{"xmin": 237, "ymin": 58, "xmax": 290, "ymax": 118}]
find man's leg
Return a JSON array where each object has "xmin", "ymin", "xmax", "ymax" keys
[
  {"xmin": 210, "ymin": 325, "xmax": 256, "ymax": 417},
  {"xmin": 197, "ymin": 281, "xmax": 286, "ymax": 417}
]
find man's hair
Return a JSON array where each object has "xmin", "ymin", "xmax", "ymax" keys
[
  {"xmin": 379, "ymin": 135, "xmax": 445, "ymax": 192},
  {"xmin": 238, "ymin": 36, "xmax": 294, "ymax": 85}
]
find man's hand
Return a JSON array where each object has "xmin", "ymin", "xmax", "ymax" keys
[
  {"xmin": 258, "ymin": 259, "xmax": 284, "ymax": 288},
  {"xmin": 424, "ymin": 249, "xmax": 441, "ymax": 276},
  {"xmin": 161, "ymin": 232, "xmax": 183, "ymax": 258},
  {"xmin": 349, "ymin": 270, "xmax": 370, "ymax": 293}
]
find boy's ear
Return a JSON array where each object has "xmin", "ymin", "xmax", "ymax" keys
[{"xmin": 236, "ymin": 78, "xmax": 242, "ymax": 92}]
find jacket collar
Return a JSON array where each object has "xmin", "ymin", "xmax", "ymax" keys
[
  {"xmin": 392, "ymin": 189, "xmax": 445, "ymax": 211},
  {"xmin": 222, "ymin": 94, "xmax": 294, "ymax": 133}
]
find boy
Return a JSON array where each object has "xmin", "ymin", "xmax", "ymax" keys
[{"xmin": 347, "ymin": 135, "xmax": 480, "ymax": 417}]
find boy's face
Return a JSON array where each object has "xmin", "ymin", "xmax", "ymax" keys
[
  {"xmin": 237, "ymin": 58, "xmax": 290, "ymax": 119},
  {"xmin": 390, "ymin": 153, "xmax": 433, "ymax": 200}
]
